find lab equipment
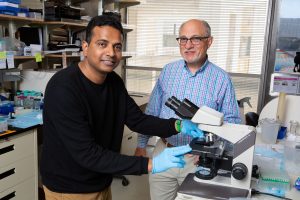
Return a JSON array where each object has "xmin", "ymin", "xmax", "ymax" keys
[
  {"xmin": 14, "ymin": 90, "xmax": 43, "ymax": 109},
  {"xmin": 289, "ymin": 120, "xmax": 299, "ymax": 135},
  {"xmin": 276, "ymin": 92, "xmax": 285, "ymax": 122},
  {"xmin": 257, "ymin": 169, "xmax": 290, "ymax": 197},
  {"xmin": 33, "ymin": 98, "xmax": 42, "ymax": 110},
  {"xmin": 277, "ymin": 126, "xmax": 287, "ymax": 139},
  {"xmin": 165, "ymin": 96, "xmax": 223, "ymax": 126},
  {"xmin": 0, "ymin": 101, "xmax": 14, "ymax": 115},
  {"xmin": 0, "ymin": 117, "xmax": 8, "ymax": 132},
  {"xmin": 259, "ymin": 95, "xmax": 300, "ymax": 137},
  {"xmin": 237, "ymin": 97, "xmax": 252, "ymax": 124},
  {"xmin": 166, "ymin": 96, "xmax": 256, "ymax": 199},
  {"xmin": 284, "ymin": 140, "xmax": 300, "ymax": 175},
  {"xmin": 8, "ymin": 110, "xmax": 43, "ymax": 128},
  {"xmin": 295, "ymin": 177, "xmax": 300, "ymax": 190},
  {"xmin": 258, "ymin": 118, "xmax": 280, "ymax": 144},
  {"xmin": 270, "ymin": 73, "xmax": 300, "ymax": 95}
]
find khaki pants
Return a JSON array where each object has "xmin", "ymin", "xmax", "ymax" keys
[{"xmin": 43, "ymin": 185, "xmax": 112, "ymax": 200}]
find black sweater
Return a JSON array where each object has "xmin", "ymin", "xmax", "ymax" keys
[{"xmin": 40, "ymin": 63, "xmax": 177, "ymax": 193}]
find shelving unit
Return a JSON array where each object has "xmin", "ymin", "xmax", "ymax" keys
[
  {"xmin": 13, "ymin": 56, "xmax": 40, "ymax": 60},
  {"xmin": 103, "ymin": 0, "xmax": 140, "ymax": 80},
  {"xmin": 32, "ymin": 20, "xmax": 87, "ymax": 49},
  {"xmin": 0, "ymin": 14, "xmax": 43, "ymax": 22},
  {"xmin": 0, "ymin": 14, "xmax": 43, "ymax": 38},
  {"xmin": 116, "ymin": 0, "xmax": 141, "ymax": 8},
  {"xmin": 0, "ymin": 13, "xmax": 88, "ymax": 69},
  {"xmin": 0, "ymin": 0, "xmax": 140, "ymax": 72},
  {"xmin": 36, "ymin": 20, "xmax": 87, "ymax": 27}
]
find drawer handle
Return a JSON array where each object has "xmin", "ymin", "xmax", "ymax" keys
[
  {"xmin": 128, "ymin": 136, "xmax": 133, "ymax": 140},
  {"xmin": 0, "ymin": 191, "xmax": 15, "ymax": 200},
  {"xmin": 0, "ymin": 168, "xmax": 15, "ymax": 180},
  {"xmin": 0, "ymin": 145, "xmax": 14, "ymax": 155}
]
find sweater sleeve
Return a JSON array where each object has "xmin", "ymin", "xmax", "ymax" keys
[
  {"xmin": 43, "ymin": 82, "xmax": 149, "ymax": 175},
  {"xmin": 124, "ymin": 91, "xmax": 178, "ymax": 137}
]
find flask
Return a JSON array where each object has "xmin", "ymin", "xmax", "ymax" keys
[{"xmin": 289, "ymin": 120, "xmax": 299, "ymax": 136}]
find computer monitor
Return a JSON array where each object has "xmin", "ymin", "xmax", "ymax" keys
[{"xmin": 18, "ymin": 27, "xmax": 43, "ymax": 46}]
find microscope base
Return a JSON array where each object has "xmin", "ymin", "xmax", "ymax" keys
[{"xmin": 177, "ymin": 173, "xmax": 249, "ymax": 200}]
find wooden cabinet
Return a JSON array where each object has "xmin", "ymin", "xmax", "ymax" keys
[{"xmin": 0, "ymin": 129, "xmax": 38, "ymax": 200}]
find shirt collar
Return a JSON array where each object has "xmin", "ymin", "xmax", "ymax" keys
[{"xmin": 183, "ymin": 57, "xmax": 209, "ymax": 76}]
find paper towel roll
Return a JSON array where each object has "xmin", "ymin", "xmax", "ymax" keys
[{"xmin": 276, "ymin": 92, "xmax": 286, "ymax": 122}]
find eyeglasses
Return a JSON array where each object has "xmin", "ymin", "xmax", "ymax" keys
[{"xmin": 176, "ymin": 36, "xmax": 209, "ymax": 45}]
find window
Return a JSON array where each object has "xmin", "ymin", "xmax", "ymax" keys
[
  {"xmin": 274, "ymin": 0, "xmax": 300, "ymax": 72},
  {"xmin": 126, "ymin": 0, "xmax": 269, "ymax": 113}
]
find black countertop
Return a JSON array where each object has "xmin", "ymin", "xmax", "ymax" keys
[{"xmin": 0, "ymin": 124, "xmax": 41, "ymax": 140}]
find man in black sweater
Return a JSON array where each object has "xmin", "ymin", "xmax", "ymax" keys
[{"xmin": 40, "ymin": 15, "xmax": 203, "ymax": 200}]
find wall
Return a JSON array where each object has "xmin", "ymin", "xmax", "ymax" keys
[
  {"xmin": 80, "ymin": 0, "xmax": 100, "ymax": 17},
  {"xmin": 21, "ymin": 0, "xmax": 43, "ymax": 9}
]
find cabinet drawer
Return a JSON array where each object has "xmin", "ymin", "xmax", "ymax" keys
[
  {"xmin": 0, "ymin": 177, "xmax": 36, "ymax": 200},
  {"xmin": 121, "ymin": 131, "xmax": 137, "ymax": 156},
  {"xmin": 0, "ymin": 131, "xmax": 34, "ymax": 168},
  {"xmin": 0, "ymin": 155, "xmax": 35, "ymax": 193}
]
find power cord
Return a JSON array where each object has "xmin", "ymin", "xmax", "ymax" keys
[{"xmin": 251, "ymin": 189, "xmax": 292, "ymax": 200}]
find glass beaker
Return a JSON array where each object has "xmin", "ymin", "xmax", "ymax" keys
[
  {"xmin": 259, "ymin": 118, "xmax": 281, "ymax": 144},
  {"xmin": 33, "ymin": 98, "xmax": 41, "ymax": 110},
  {"xmin": 289, "ymin": 120, "xmax": 299, "ymax": 135}
]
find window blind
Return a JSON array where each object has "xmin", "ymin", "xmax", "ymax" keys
[{"xmin": 125, "ymin": 0, "xmax": 269, "ymax": 113}]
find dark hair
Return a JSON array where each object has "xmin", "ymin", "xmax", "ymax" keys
[{"xmin": 85, "ymin": 15, "xmax": 124, "ymax": 44}]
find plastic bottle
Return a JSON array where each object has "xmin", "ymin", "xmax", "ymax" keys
[
  {"xmin": 33, "ymin": 98, "xmax": 41, "ymax": 110},
  {"xmin": 0, "ymin": 118, "xmax": 8, "ymax": 132}
]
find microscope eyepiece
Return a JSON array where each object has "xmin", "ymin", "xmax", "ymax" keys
[
  {"xmin": 165, "ymin": 96, "xmax": 181, "ymax": 111},
  {"xmin": 165, "ymin": 96, "xmax": 198, "ymax": 119}
]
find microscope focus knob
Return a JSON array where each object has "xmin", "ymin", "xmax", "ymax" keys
[{"xmin": 232, "ymin": 163, "xmax": 248, "ymax": 180}]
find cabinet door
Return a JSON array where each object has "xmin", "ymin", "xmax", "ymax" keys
[{"xmin": 121, "ymin": 131, "xmax": 137, "ymax": 156}]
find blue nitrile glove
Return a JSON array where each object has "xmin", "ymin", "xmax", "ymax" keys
[
  {"xmin": 152, "ymin": 145, "xmax": 192, "ymax": 174},
  {"xmin": 181, "ymin": 120, "xmax": 204, "ymax": 138}
]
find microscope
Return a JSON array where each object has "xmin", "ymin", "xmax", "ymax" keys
[{"xmin": 165, "ymin": 96, "xmax": 256, "ymax": 199}]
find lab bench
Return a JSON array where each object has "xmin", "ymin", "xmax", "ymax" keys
[
  {"xmin": 0, "ymin": 125, "xmax": 40, "ymax": 200},
  {"xmin": 175, "ymin": 133, "xmax": 300, "ymax": 200}
]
